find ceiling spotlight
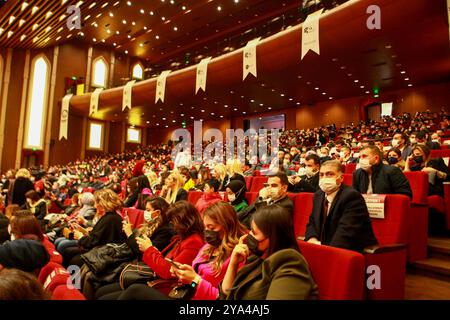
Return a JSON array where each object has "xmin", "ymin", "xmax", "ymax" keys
[
  {"xmin": 127, "ymin": 1, "xmax": 132, "ymax": 6},
  {"xmin": 217, "ymin": 6, "xmax": 222, "ymax": 11}
]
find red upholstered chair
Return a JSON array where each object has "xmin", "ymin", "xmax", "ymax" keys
[
  {"xmin": 188, "ymin": 191, "xmax": 203, "ymax": 205},
  {"xmin": 440, "ymin": 145, "xmax": 449, "ymax": 150},
  {"xmin": 430, "ymin": 149, "xmax": 450, "ymax": 159},
  {"xmin": 404, "ymin": 171, "xmax": 429, "ymax": 262},
  {"xmin": 52, "ymin": 285, "xmax": 86, "ymax": 300},
  {"xmin": 298, "ymin": 241, "xmax": 365, "ymax": 300},
  {"xmin": 43, "ymin": 268, "xmax": 70, "ymax": 293},
  {"xmin": 244, "ymin": 192, "xmax": 259, "ymax": 206},
  {"xmin": 63, "ymin": 198, "xmax": 72, "ymax": 206},
  {"xmin": 293, "ymin": 193, "xmax": 314, "ymax": 239},
  {"xmin": 253, "ymin": 170, "xmax": 261, "ymax": 176},
  {"xmin": 343, "ymin": 174, "xmax": 353, "ymax": 186},
  {"xmin": 345, "ymin": 163, "xmax": 357, "ymax": 174},
  {"xmin": 122, "ymin": 208, "xmax": 145, "ymax": 229},
  {"xmin": 244, "ymin": 176, "xmax": 253, "ymax": 191},
  {"xmin": 365, "ymin": 194, "xmax": 410, "ymax": 300},
  {"xmin": 38, "ymin": 262, "xmax": 64, "ymax": 284},
  {"xmin": 250, "ymin": 176, "xmax": 268, "ymax": 193},
  {"xmin": 428, "ymin": 182, "xmax": 450, "ymax": 230}
]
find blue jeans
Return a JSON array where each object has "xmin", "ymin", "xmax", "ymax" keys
[{"xmin": 54, "ymin": 237, "xmax": 78, "ymax": 254}]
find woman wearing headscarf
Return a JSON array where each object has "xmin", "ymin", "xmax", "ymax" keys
[{"xmin": 225, "ymin": 180, "xmax": 248, "ymax": 213}]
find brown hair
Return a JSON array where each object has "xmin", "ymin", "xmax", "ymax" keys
[
  {"xmin": 25, "ymin": 190, "xmax": 41, "ymax": 202},
  {"xmin": 10, "ymin": 212, "xmax": 44, "ymax": 242},
  {"xmin": 0, "ymin": 268, "xmax": 50, "ymax": 300},
  {"xmin": 138, "ymin": 197, "xmax": 170, "ymax": 238},
  {"xmin": 167, "ymin": 201, "xmax": 204, "ymax": 239},
  {"xmin": 5, "ymin": 204, "xmax": 20, "ymax": 220},
  {"xmin": 202, "ymin": 202, "xmax": 248, "ymax": 275},
  {"xmin": 94, "ymin": 188, "xmax": 122, "ymax": 213}
]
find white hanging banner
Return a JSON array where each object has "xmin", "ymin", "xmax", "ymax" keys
[
  {"xmin": 196, "ymin": 57, "xmax": 212, "ymax": 94},
  {"xmin": 447, "ymin": 0, "xmax": 450, "ymax": 44},
  {"xmin": 155, "ymin": 70, "xmax": 171, "ymax": 103},
  {"xmin": 122, "ymin": 80, "xmax": 136, "ymax": 111},
  {"xmin": 243, "ymin": 37, "xmax": 261, "ymax": 80},
  {"xmin": 89, "ymin": 88, "xmax": 103, "ymax": 116},
  {"xmin": 59, "ymin": 94, "xmax": 73, "ymax": 140},
  {"xmin": 301, "ymin": 9, "xmax": 323, "ymax": 60}
]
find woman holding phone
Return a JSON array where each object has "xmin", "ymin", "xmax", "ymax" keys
[
  {"xmin": 110, "ymin": 201, "xmax": 248, "ymax": 300},
  {"xmin": 221, "ymin": 205, "xmax": 318, "ymax": 300},
  {"xmin": 95, "ymin": 200, "xmax": 204, "ymax": 300}
]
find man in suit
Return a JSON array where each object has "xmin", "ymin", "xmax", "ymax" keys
[
  {"xmin": 238, "ymin": 173, "xmax": 293, "ymax": 229},
  {"xmin": 305, "ymin": 160, "xmax": 378, "ymax": 251},
  {"xmin": 353, "ymin": 145, "xmax": 413, "ymax": 198},
  {"xmin": 288, "ymin": 154, "xmax": 320, "ymax": 193}
]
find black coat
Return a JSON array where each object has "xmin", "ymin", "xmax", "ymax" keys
[
  {"xmin": 288, "ymin": 173, "xmax": 319, "ymax": 193},
  {"xmin": 78, "ymin": 212, "xmax": 126, "ymax": 251},
  {"xmin": 10, "ymin": 177, "xmax": 35, "ymax": 207},
  {"xmin": 305, "ymin": 185, "xmax": 378, "ymax": 252},
  {"xmin": 126, "ymin": 223, "xmax": 175, "ymax": 260},
  {"xmin": 410, "ymin": 158, "xmax": 450, "ymax": 197},
  {"xmin": 0, "ymin": 214, "xmax": 9, "ymax": 244},
  {"xmin": 238, "ymin": 195, "xmax": 294, "ymax": 229},
  {"xmin": 352, "ymin": 163, "xmax": 412, "ymax": 199}
]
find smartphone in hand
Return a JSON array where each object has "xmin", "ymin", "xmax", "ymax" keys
[{"xmin": 165, "ymin": 258, "xmax": 180, "ymax": 270}]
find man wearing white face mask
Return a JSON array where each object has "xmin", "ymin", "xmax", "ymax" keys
[
  {"xmin": 288, "ymin": 154, "xmax": 320, "ymax": 193},
  {"xmin": 305, "ymin": 160, "xmax": 378, "ymax": 251},
  {"xmin": 353, "ymin": 146, "xmax": 412, "ymax": 198},
  {"xmin": 392, "ymin": 133, "xmax": 412, "ymax": 160},
  {"xmin": 238, "ymin": 173, "xmax": 293, "ymax": 229}
]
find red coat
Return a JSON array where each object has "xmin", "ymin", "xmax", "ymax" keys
[
  {"xmin": 195, "ymin": 192, "xmax": 222, "ymax": 216},
  {"xmin": 132, "ymin": 160, "xmax": 146, "ymax": 177},
  {"xmin": 142, "ymin": 233, "xmax": 204, "ymax": 280},
  {"xmin": 43, "ymin": 237, "xmax": 63, "ymax": 265}
]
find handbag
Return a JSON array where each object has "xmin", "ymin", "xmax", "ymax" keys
[
  {"xmin": 119, "ymin": 261, "xmax": 156, "ymax": 290},
  {"xmin": 168, "ymin": 284, "xmax": 195, "ymax": 300}
]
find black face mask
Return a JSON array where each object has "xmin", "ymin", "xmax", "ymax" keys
[
  {"xmin": 204, "ymin": 230, "xmax": 222, "ymax": 247},
  {"xmin": 388, "ymin": 157, "xmax": 399, "ymax": 165},
  {"xmin": 413, "ymin": 155, "xmax": 424, "ymax": 164},
  {"xmin": 247, "ymin": 234, "xmax": 266, "ymax": 257}
]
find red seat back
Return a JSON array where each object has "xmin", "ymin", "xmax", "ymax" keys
[
  {"xmin": 43, "ymin": 268, "xmax": 70, "ymax": 293},
  {"xmin": 245, "ymin": 192, "xmax": 259, "ymax": 205},
  {"xmin": 244, "ymin": 176, "xmax": 253, "ymax": 191},
  {"xmin": 343, "ymin": 174, "xmax": 353, "ymax": 186},
  {"xmin": 298, "ymin": 241, "xmax": 365, "ymax": 300},
  {"xmin": 293, "ymin": 193, "xmax": 314, "ymax": 238},
  {"xmin": 250, "ymin": 176, "xmax": 268, "ymax": 192},
  {"xmin": 122, "ymin": 208, "xmax": 145, "ymax": 229},
  {"xmin": 370, "ymin": 194, "xmax": 410, "ymax": 245},
  {"xmin": 38, "ymin": 262, "xmax": 63, "ymax": 284},
  {"xmin": 403, "ymin": 171, "xmax": 429, "ymax": 205},
  {"xmin": 430, "ymin": 149, "xmax": 450, "ymax": 159},
  {"xmin": 345, "ymin": 163, "xmax": 357, "ymax": 174},
  {"xmin": 188, "ymin": 191, "xmax": 203, "ymax": 205},
  {"xmin": 52, "ymin": 285, "xmax": 86, "ymax": 300}
]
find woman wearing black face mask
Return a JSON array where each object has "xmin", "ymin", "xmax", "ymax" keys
[
  {"xmin": 405, "ymin": 145, "xmax": 450, "ymax": 197},
  {"xmin": 385, "ymin": 148, "xmax": 406, "ymax": 171},
  {"xmin": 221, "ymin": 205, "xmax": 318, "ymax": 300}
]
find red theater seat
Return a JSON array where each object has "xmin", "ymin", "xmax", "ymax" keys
[
  {"xmin": 428, "ymin": 182, "xmax": 450, "ymax": 230},
  {"xmin": 244, "ymin": 176, "xmax": 253, "ymax": 191},
  {"xmin": 52, "ymin": 285, "xmax": 86, "ymax": 300},
  {"xmin": 404, "ymin": 171, "xmax": 429, "ymax": 262},
  {"xmin": 365, "ymin": 194, "xmax": 410, "ymax": 300},
  {"xmin": 245, "ymin": 192, "xmax": 259, "ymax": 205},
  {"xmin": 298, "ymin": 241, "xmax": 365, "ymax": 300},
  {"xmin": 38, "ymin": 262, "xmax": 64, "ymax": 284},
  {"xmin": 122, "ymin": 208, "xmax": 145, "ymax": 229},
  {"xmin": 188, "ymin": 191, "xmax": 203, "ymax": 205},
  {"xmin": 250, "ymin": 176, "xmax": 268, "ymax": 192},
  {"xmin": 430, "ymin": 149, "xmax": 450, "ymax": 159},
  {"xmin": 343, "ymin": 174, "xmax": 353, "ymax": 186},
  {"xmin": 345, "ymin": 163, "xmax": 357, "ymax": 174},
  {"xmin": 43, "ymin": 268, "xmax": 70, "ymax": 293},
  {"xmin": 293, "ymin": 193, "xmax": 314, "ymax": 239}
]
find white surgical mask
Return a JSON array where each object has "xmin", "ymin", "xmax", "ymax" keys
[
  {"xmin": 358, "ymin": 158, "xmax": 372, "ymax": 171},
  {"xmin": 391, "ymin": 139, "xmax": 399, "ymax": 148},
  {"xmin": 144, "ymin": 210, "xmax": 156, "ymax": 222},
  {"xmin": 319, "ymin": 177, "xmax": 340, "ymax": 194},
  {"xmin": 339, "ymin": 152, "xmax": 346, "ymax": 159},
  {"xmin": 228, "ymin": 194, "xmax": 236, "ymax": 203},
  {"xmin": 410, "ymin": 138, "xmax": 417, "ymax": 144},
  {"xmin": 270, "ymin": 187, "xmax": 281, "ymax": 200}
]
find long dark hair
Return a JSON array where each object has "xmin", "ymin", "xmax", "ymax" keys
[
  {"xmin": 138, "ymin": 196, "xmax": 170, "ymax": 237},
  {"xmin": 167, "ymin": 201, "xmax": 204, "ymax": 240},
  {"xmin": 252, "ymin": 205, "xmax": 299, "ymax": 256}
]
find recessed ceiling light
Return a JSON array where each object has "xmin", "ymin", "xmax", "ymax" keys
[
  {"xmin": 182, "ymin": 6, "xmax": 186, "ymax": 10},
  {"xmin": 127, "ymin": 1, "xmax": 132, "ymax": 6},
  {"xmin": 404, "ymin": 78, "xmax": 410, "ymax": 81},
  {"xmin": 116, "ymin": 30, "xmax": 120, "ymax": 35},
  {"xmin": 124, "ymin": 50, "xmax": 128, "ymax": 54},
  {"xmin": 408, "ymin": 84, "xmax": 413, "ymax": 87},
  {"xmin": 88, "ymin": 2, "xmax": 96, "ymax": 9},
  {"xmin": 401, "ymin": 71, "xmax": 406, "ymax": 74},
  {"xmin": 314, "ymin": 87, "xmax": 319, "ymax": 90},
  {"xmin": 268, "ymin": 107, "xmax": 272, "ymax": 110},
  {"xmin": 140, "ymin": 9, "xmax": 145, "ymax": 14},
  {"xmin": 93, "ymin": 38, "xmax": 97, "ymax": 42},
  {"xmin": 354, "ymin": 80, "xmax": 359, "ymax": 83},
  {"xmin": 109, "ymin": 12, "xmax": 113, "ymax": 17},
  {"xmin": 280, "ymin": 94, "xmax": 285, "ymax": 97},
  {"xmin": 329, "ymin": 97, "xmax": 333, "ymax": 100},
  {"xmin": 217, "ymin": 6, "xmax": 222, "ymax": 11},
  {"xmin": 173, "ymin": 27, "xmax": 178, "ymax": 31},
  {"xmin": 106, "ymin": 29, "xmax": 111, "ymax": 34},
  {"xmin": 150, "ymin": 11, "xmax": 154, "ymax": 15},
  {"xmin": 155, "ymin": 35, "xmax": 160, "ymax": 39},
  {"xmin": 322, "ymin": 93, "xmax": 326, "ymax": 95},
  {"xmin": 101, "ymin": 2, "xmax": 108, "ymax": 8},
  {"xmin": 132, "ymin": 21, "xmax": 136, "ymax": 26},
  {"xmin": 122, "ymin": 19, "xmax": 127, "ymax": 24}
]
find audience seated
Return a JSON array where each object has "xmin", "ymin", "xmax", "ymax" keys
[
  {"xmin": 160, "ymin": 172, "xmax": 188, "ymax": 204},
  {"xmin": 352, "ymin": 146, "xmax": 413, "ymax": 198},
  {"xmin": 288, "ymin": 154, "xmax": 321, "ymax": 193},
  {"xmin": 305, "ymin": 160, "xmax": 378, "ymax": 251},
  {"xmin": 195, "ymin": 179, "xmax": 222, "ymax": 216}
]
